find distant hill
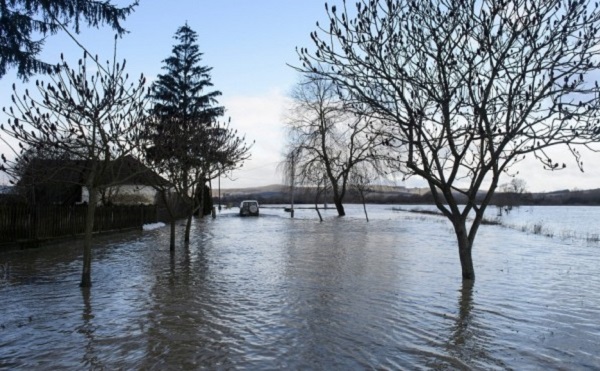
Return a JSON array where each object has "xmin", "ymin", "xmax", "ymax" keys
[
  {"xmin": 5, "ymin": 182, "xmax": 600, "ymax": 206},
  {"xmin": 530, "ymin": 188, "xmax": 600, "ymax": 205},
  {"xmin": 217, "ymin": 184, "xmax": 440, "ymax": 205},
  {"xmin": 214, "ymin": 184, "xmax": 600, "ymax": 206}
]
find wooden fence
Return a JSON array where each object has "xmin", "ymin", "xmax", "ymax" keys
[{"xmin": 0, "ymin": 204, "xmax": 157, "ymax": 244}]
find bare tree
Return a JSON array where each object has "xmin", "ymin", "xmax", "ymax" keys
[
  {"xmin": 350, "ymin": 163, "xmax": 378, "ymax": 222},
  {"xmin": 1, "ymin": 47, "xmax": 147, "ymax": 287},
  {"xmin": 504, "ymin": 178, "xmax": 528, "ymax": 195},
  {"xmin": 143, "ymin": 114, "xmax": 204, "ymax": 250},
  {"xmin": 284, "ymin": 75, "xmax": 384, "ymax": 216},
  {"xmin": 297, "ymin": 0, "xmax": 600, "ymax": 280},
  {"xmin": 497, "ymin": 178, "xmax": 529, "ymax": 214},
  {"xmin": 199, "ymin": 119, "xmax": 253, "ymax": 215},
  {"xmin": 305, "ymin": 159, "xmax": 329, "ymax": 222},
  {"xmin": 142, "ymin": 116, "xmax": 251, "ymax": 249}
]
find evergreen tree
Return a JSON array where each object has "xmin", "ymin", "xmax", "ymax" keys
[
  {"xmin": 0, "ymin": 0, "xmax": 138, "ymax": 80},
  {"xmin": 148, "ymin": 22, "xmax": 224, "ymax": 166},
  {"xmin": 145, "ymin": 23, "xmax": 228, "ymax": 245},
  {"xmin": 150, "ymin": 22, "xmax": 223, "ymax": 126}
]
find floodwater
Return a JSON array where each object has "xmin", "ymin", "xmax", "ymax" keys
[{"xmin": 1, "ymin": 204, "xmax": 599, "ymax": 369}]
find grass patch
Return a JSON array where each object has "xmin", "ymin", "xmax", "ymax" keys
[
  {"xmin": 393, "ymin": 207, "xmax": 443, "ymax": 216},
  {"xmin": 481, "ymin": 217, "xmax": 502, "ymax": 226},
  {"xmin": 586, "ymin": 233, "xmax": 600, "ymax": 243},
  {"xmin": 397, "ymin": 207, "xmax": 595, "ymax": 244}
]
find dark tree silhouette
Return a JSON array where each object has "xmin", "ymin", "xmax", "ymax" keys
[
  {"xmin": 1, "ymin": 48, "xmax": 147, "ymax": 287},
  {"xmin": 297, "ymin": 0, "xmax": 600, "ymax": 280},
  {"xmin": 144, "ymin": 23, "xmax": 249, "ymax": 246},
  {"xmin": 148, "ymin": 23, "xmax": 224, "ymax": 126},
  {"xmin": 146, "ymin": 22, "xmax": 224, "ymax": 244},
  {"xmin": 0, "ymin": 0, "xmax": 138, "ymax": 79}
]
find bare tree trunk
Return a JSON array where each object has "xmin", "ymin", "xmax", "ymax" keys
[
  {"xmin": 333, "ymin": 196, "xmax": 345, "ymax": 217},
  {"xmin": 184, "ymin": 181, "xmax": 202, "ymax": 243},
  {"xmin": 160, "ymin": 191, "xmax": 177, "ymax": 251},
  {"xmin": 329, "ymin": 181, "xmax": 346, "ymax": 216},
  {"xmin": 314, "ymin": 193, "xmax": 323, "ymax": 222},
  {"xmin": 315, "ymin": 204, "xmax": 323, "ymax": 222},
  {"xmin": 199, "ymin": 181, "xmax": 205, "ymax": 219},
  {"xmin": 182, "ymin": 170, "xmax": 192, "ymax": 243},
  {"xmin": 80, "ymin": 187, "xmax": 98, "ymax": 288},
  {"xmin": 184, "ymin": 214, "xmax": 192, "ymax": 243},
  {"xmin": 360, "ymin": 192, "xmax": 369, "ymax": 222},
  {"xmin": 454, "ymin": 221, "xmax": 475, "ymax": 281},
  {"xmin": 170, "ymin": 217, "xmax": 176, "ymax": 251}
]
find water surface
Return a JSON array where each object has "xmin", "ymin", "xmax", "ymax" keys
[{"xmin": 1, "ymin": 205, "xmax": 599, "ymax": 369}]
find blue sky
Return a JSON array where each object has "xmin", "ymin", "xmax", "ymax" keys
[{"xmin": 2, "ymin": 0, "xmax": 600, "ymax": 192}]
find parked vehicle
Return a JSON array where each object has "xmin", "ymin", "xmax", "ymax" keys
[{"xmin": 239, "ymin": 200, "xmax": 259, "ymax": 216}]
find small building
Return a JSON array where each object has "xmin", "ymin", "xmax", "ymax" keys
[{"xmin": 17, "ymin": 156, "xmax": 170, "ymax": 206}]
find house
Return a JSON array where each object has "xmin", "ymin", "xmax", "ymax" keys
[{"xmin": 17, "ymin": 156, "xmax": 170, "ymax": 205}]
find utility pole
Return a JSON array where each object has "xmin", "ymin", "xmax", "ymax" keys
[
  {"xmin": 323, "ymin": 173, "xmax": 328, "ymax": 210},
  {"xmin": 290, "ymin": 152, "xmax": 295, "ymax": 218}
]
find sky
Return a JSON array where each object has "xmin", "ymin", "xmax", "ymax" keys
[{"xmin": 1, "ymin": 0, "xmax": 600, "ymax": 193}]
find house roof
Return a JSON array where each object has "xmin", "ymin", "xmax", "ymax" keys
[{"xmin": 18, "ymin": 155, "xmax": 170, "ymax": 188}]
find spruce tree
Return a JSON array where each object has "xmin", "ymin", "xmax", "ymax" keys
[
  {"xmin": 148, "ymin": 22, "xmax": 224, "ymax": 163},
  {"xmin": 146, "ymin": 22, "xmax": 226, "ymax": 243},
  {"xmin": 0, "ymin": 0, "xmax": 138, "ymax": 80}
]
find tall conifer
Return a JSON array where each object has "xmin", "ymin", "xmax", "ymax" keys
[
  {"xmin": 147, "ymin": 23, "xmax": 224, "ymax": 168},
  {"xmin": 145, "ymin": 23, "xmax": 227, "ymax": 243},
  {"xmin": 149, "ymin": 22, "xmax": 223, "ymax": 134}
]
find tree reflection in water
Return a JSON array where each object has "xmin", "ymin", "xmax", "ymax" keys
[
  {"xmin": 142, "ymin": 236, "xmax": 236, "ymax": 369},
  {"xmin": 447, "ymin": 281, "xmax": 507, "ymax": 369},
  {"xmin": 79, "ymin": 287, "xmax": 102, "ymax": 369},
  {"xmin": 451, "ymin": 280, "xmax": 475, "ymax": 348}
]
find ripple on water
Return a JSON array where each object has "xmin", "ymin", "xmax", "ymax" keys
[{"xmin": 1, "ymin": 205, "xmax": 599, "ymax": 369}]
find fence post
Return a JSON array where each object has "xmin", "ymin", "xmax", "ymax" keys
[{"xmin": 33, "ymin": 205, "xmax": 39, "ymax": 240}]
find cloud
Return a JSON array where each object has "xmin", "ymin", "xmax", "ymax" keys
[
  {"xmin": 216, "ymin": 87, "xmax": 600, "ymax": 193},
  {"xmin": 510, "ymin": 148, "xmax": 600, "ymax": 192},
  {"xmin": 219, "ymin": 89, "xmax": 291, "ymax": 188}
]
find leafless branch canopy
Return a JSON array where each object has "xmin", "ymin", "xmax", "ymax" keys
[
  {"xmin": 295, "ymin": 0, "xmax": 600, "ymax": 278},
  {"xmin": 297, "ymin": 0, "xmax": 600, "ymax": 213},
  {"xmin": 282, "ymin": 74, "xmax": 388, "ymax": 215},
  {"xmin": 1, "ymin": 48, "xmax": 147, "ymax": 189}
]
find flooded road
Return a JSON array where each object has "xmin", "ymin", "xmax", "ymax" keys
[{"xmin": 1, "ymin": 205, "xmax": 599, "ymax": 369}]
